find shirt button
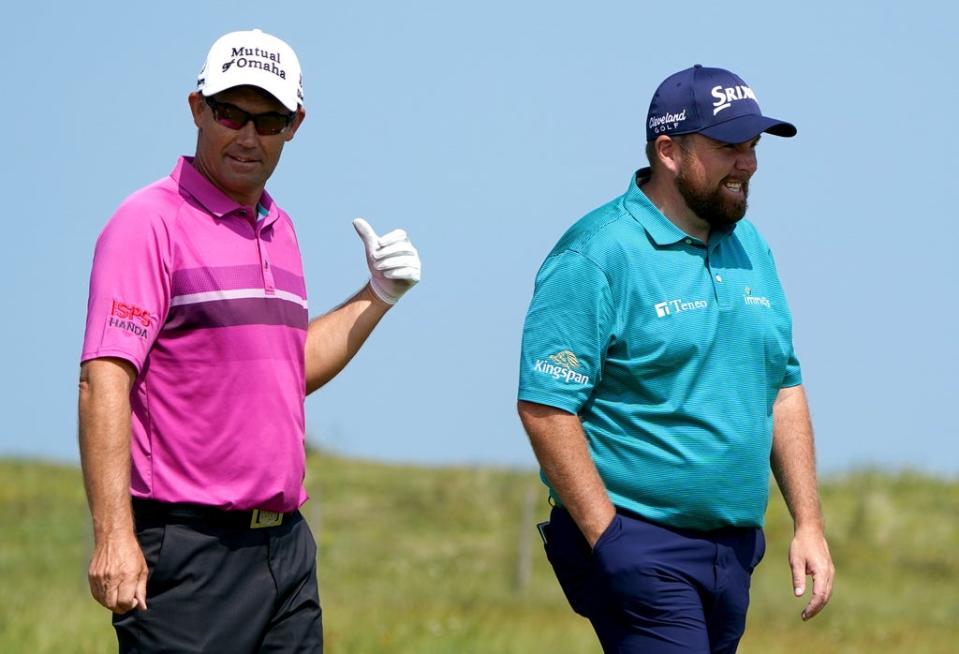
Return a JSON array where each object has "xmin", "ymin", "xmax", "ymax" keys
[
  {"xmin": 685, "ymin": 238, "xmax": 693, "ymax": 245},
  {"xmin": 715, "ymin": 274, "xmax": 723, "ymax": 282}
]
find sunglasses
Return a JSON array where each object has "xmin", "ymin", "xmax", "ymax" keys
[{"xmin": 203, "ymin": 96, "xmax": 295, "ymax": 136}]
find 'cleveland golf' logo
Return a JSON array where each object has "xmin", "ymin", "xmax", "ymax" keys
[
  {"xmin": 534, "ymin": 350, "xmax": 590, "ymax": 385},
  {"xmin": 711, "ymin": 85, "xmax": 758, "ymax": 115},
  {"xmin": 648, "ymin": 109, "xmax": 687, "ymax": 134}
]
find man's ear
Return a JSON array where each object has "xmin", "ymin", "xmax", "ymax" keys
[
  {"xmin": 655, "ymin": 135, "xmax": 684, "ymax": 176},
  {"xmin": 284, "ymin": 106, "xmax": 306, "ymax": 142},
  {"xmin": 188, "ymin": 92, "xmax": 206, "ymax": 129}
]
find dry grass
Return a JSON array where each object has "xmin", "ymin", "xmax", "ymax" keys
[{"xmin": 1, "ymin": 457, "xmax": 955, "ymax": 653}]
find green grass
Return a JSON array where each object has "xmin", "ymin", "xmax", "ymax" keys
[{"xmin": 1, "ymin": 456, "xmax": 956, "ymax": 653}]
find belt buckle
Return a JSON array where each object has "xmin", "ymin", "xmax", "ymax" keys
[{"xmin": 250, "ymin": 509, "xmax": 283, "ymax": 529}]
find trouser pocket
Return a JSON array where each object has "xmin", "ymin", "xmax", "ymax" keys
[{"xmin": 543, "ymin": 508, "xmax": 599, "ymax": 617}]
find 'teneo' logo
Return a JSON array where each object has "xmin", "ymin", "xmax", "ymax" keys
[
  {"xmin": 654, "ymin": 298, "xmax": 708, "ymax": 318},
  {"xmin": 533, "ymin": 350, "xmax": 590, "ymax": 385},
  {"xmin": 711, "ymin": 84, "xmax": 758, "ymax": 115}
]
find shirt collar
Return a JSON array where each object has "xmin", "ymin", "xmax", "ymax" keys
[
  {"xmin": 171, "ymin": 156, "xmax": 281, "ymax": 228},
  {"xmin": 623, "ymin": 168, "xmax": 735, "ymax": 249}
]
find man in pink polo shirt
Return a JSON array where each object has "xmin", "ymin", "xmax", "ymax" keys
[{"xmin": 78, "ymin": 29, "xmax": 421, "ymax": 652}]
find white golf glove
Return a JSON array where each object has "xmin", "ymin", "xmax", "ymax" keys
[{"xmin": 352, "ymin": 218, "xmax": 421, "ymax": 305}]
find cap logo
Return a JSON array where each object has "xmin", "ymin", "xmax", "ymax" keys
[
  {"xmin": 711, "ymin": 84, "xmax": 757, "ymax": 115},
  {"xmin": 226, "ymin": 45, "xmax": 287, "ymax": 80},
  {"xmin": 648, "ymin": 109, "xmax": 687, "ymax": 135}
]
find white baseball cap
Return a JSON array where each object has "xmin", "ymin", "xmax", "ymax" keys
[{"xmin": 197, "ymin": 29, "xmax": 303, "ymax": 111}]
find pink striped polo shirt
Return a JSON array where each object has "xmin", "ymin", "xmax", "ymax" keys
[{"xmin": 81, "ymin": 157, "xmax": 309, "ymax": 512}]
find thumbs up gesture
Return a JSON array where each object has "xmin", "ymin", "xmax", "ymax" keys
[{"xmin": 352, "ymin": 218, "xmax": 421, "ymax": 305}]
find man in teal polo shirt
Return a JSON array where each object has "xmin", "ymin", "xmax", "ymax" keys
[{"xmin": 518, "ymin": 65, "xmax": 834, "ymax": 653}]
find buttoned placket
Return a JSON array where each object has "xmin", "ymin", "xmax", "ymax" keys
[
  {"xmin": 234, "ymin": 206, "xmax": 276, "ymax": 295},
  {"xmin": 686, "ymin": 237, "xmax": 732, "ymax": 310},
  {"xmin": 704, "ymin": 237, "xmax": 731, "ymax": 310},
  {"xmin": 680, "ymin": 236, "xmax": 725, "ymax": 309},
  {"xmin": 256, "ymin": 217, "xmax": 275, "ymax": 296}
]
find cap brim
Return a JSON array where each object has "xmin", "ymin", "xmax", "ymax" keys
[
  {"xmin": 698, "ymin": 114, "xmax": 797, "ymax": 143},
  {"xmin": 200, "ymin": 77, "xmax": 299, "ymax": 112}
]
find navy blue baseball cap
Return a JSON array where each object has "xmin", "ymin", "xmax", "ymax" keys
[{"xmin": 646, "ymin": 65, "xmax": 797, "ymax": 143}]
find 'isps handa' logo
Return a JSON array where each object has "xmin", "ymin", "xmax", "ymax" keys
[{"xmin": 107, "ymin": 300, "xmax": 153, "ymax": 339}]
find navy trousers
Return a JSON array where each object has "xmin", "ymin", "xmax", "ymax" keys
[
  {"xmin": 543, "ymin": 506, "xmax": 765, "ymax": 654},
  {"xmin": 114, "ymin": 501, "xmax": 323, "ymax": 653}
]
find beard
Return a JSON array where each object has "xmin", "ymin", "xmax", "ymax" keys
[{"xmin": 676, "ymin": 164, "xmax": 749, "ymax": 229}]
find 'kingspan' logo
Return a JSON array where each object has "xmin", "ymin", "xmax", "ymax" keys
[
  {"xmin": 654, "ymin": 298, "xmax": 708, "ymax": 318},
  {"xmin": 533, "ymin": 350, "xmax": 590, "ymax": 385},
  {"xmin": 549, "ymin": 351, "xmax": 580, "ymax": 368}
]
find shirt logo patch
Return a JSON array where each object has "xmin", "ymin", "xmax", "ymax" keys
[
  {"xmin": 107, "ymin": 299, "xmax": 155, "ymax": 339},
  {"xmin": 533, "ymin": 350, "xmax": 590, "ymax": 385},
  {"xmin": 549, "ymin": 350, "xmax": 580, "ymax": 368},
  {"xmin": 743, "ymin": 287, "xmax": 772, "ymax": 308},
  {"xmin": 654, "ymin": 298, "xmax": 708, "ymax": 318}
]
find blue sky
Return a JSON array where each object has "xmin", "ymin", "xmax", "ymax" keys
[{"xmin": 3, "ymin": 1, "xmax": 956, "ymax": 475}]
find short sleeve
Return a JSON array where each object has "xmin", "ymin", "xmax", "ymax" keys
[
  {"xmin": 763, "ymin": 242, "xmax": 802, "ymax": 389},
  {"xmin": 781, "ymin": 348, "xmax": 802, "ymax": 388},
  {"xmin": 518, "ymin": 251, "xmax": 614, "ymax": 413},
  {"xmin": 80, "ymin": 200, "xmax": 173, "ymax": 372}
]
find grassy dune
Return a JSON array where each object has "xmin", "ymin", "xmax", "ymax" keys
[{"xmin": 1, "ymin": 456, "xmax": 956, "ymax": 653}]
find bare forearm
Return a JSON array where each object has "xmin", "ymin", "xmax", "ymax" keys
[
  {"xmin": 305, "ymin": 283, "xmax": 391, "ymax": 395},
  {"xmin": 78, "ymin": 359, "xmax": 137, "ymax": 540},
  {"xmin": 771, "ymin": 385, "xmax": 823, "ymax": 531},
  {"xmin": 771, "ymin": 384, "xmax": 835, "ymax": 619},
  {"xmin": 518, "ymin": 400, "xmax": 614, "ymax": 547}
]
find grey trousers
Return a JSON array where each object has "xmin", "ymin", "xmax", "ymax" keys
[{"xmin": 113, "ymin": 501, "xmax": 323, "ymax": 653}]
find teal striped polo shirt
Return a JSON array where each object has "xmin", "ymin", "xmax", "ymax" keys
[{"xmin": 518, "ymin": 169, "xmax": 801, "ymax": 529}]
